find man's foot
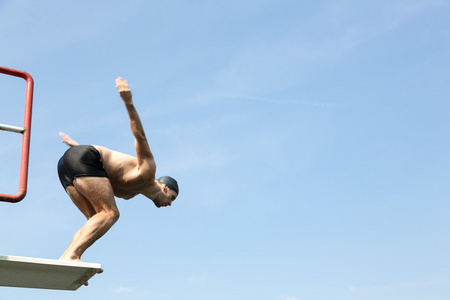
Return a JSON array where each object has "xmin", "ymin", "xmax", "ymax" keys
[
  {"xmin": 84, "ymin": 268, "xmax": 104, "ymax": 286},
  {"xmin": 60, "ymin": 255, "xmax": 104, "ymax": 287},
  {"xmin": 59, "ymin": 257, "xmax": 83, "ymax": 263},
  {"xmin": 59, "ymin": 253, "xmax": 84, "ymax": 263}
]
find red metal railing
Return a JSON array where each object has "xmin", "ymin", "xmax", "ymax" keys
[{"xmin": 0, "ymin": 66, "xmax": 34, "ymax": 203}]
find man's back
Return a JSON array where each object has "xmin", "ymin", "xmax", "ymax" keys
[{"xmin": 94, "ymin": 145, "xmax": 157, "ymax": 199}]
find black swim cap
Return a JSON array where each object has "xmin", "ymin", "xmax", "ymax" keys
[{"xmin": 158, "ymin": 176, "xmax": 179, "ymax": 195}]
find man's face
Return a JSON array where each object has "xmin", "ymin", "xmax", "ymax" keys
[{"xmin": 157, "ymin": 184, "xmax": 178, "ymax": 207}]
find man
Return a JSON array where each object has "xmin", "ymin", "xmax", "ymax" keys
[{"xmin": 57, "ymin": 77, "xmax": 179, "ymax": 263}]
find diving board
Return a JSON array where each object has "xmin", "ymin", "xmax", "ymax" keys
[{"xmin": 0, "ymin": 255, "xmax": 102, "ymax": 290}]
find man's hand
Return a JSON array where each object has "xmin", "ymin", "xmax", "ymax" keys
[
  {"xmin": 115, "ymin": 77, "xmax": 132, "ymax": 103},
  {"xmin": 59, "ymin": 132, "xmax": 79, "ymax": 147}
]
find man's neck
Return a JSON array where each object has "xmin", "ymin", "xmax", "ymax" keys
[{"xmin": 141, "ymin": 179, "xmax": 163, "ymax": 200}]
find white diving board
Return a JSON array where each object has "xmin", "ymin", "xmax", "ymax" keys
[{"xmin": 0, "ymin": 255, "xmax": 102, "ymax": 291}]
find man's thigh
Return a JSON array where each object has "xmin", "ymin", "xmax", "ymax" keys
[{"xmin": 72, "ymin": 177, "xmax": 118, "ymax": 213}]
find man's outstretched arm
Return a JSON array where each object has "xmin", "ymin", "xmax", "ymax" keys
[
  {"xmin": 59, "ymin": 132, "xmax": 79, "ymax": 147},
  {"xmin": 115, "ymin": 77, "xmax": 154, "ymax": 167}
]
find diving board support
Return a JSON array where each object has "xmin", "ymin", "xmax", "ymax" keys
[
  {"xmin": 0, "ymin": 255, "xmax": 102, "ymax": 291},
  {"xmin": 0, "ymin": 66, "xmax": 34, "ymax": 203}
]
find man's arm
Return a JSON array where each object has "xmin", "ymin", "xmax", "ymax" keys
[
  {"xmin": 115, "ymin": 77, "xmax": 154, "ymax": 167},
  {"xmin": 59, "ymin": 132, "xmax": 79, "ymax": 147}
]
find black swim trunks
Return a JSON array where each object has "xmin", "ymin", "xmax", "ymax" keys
[{"xmin": 57, "ymin": 145, "xmax": 108, "ymax": 190}]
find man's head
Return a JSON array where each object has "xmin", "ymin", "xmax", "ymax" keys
[
  {"xmin": 154, "ymin": 176, "xmax": 179, "ymax": 207},
  {"xmin": 158, "ymin": 176, "xmax": 179, "ymax": 195},
  {"xmin": 152, "ymin": 176, "xmax": 178, "ymax": 207}
]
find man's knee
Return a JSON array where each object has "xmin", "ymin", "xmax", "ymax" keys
[{"xmin": 107, "ymin": 209, "xmax": 120, "ymax": 224}]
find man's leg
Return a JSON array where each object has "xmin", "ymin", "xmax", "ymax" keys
[
  {"xmin": 60, "ymin": 177, "xmax": 120, "ymax": 262},
  {"xmin": 59, "ymin": 186, "xmax": 95, "ymax": 260}
]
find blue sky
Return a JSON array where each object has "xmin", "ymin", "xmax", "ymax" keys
[{"xmin": 1, "ymin": 0, "xmax": 450, "ymax": 299}]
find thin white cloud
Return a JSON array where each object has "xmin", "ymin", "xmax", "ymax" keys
[
  {"xmin": 113, "ymin": 286, "xmax": 133, "ymax": 294},
  {"xmin": 186, "ymin": 272, "xmax": 208, "ymax": 284},
  {"xmin": 0, "ymin": 2, "xmax": 144, "ymax": 64},
  {"xmin": 278, "ymin": 297, "xmax": 300, "ymax": 300},
  {"xmin": 349, "ymin": 278, "xmax": 450, "ymax": 294},
  {"xmin": 212, "ymin": 0, "xmax": 447, "ymax": 96},
  {"xmin": 213, "ymin": 93, "xmax": 344, "ymax": 108}
]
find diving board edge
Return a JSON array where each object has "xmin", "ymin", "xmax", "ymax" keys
[{"xmin": 0, "ymin": 255, "xmax": 102, "ymax": 291}]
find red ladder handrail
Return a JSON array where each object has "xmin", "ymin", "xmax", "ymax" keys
[{"xmin": 0, "ymin": 66, "xmax": 34, "ymax": 203}]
